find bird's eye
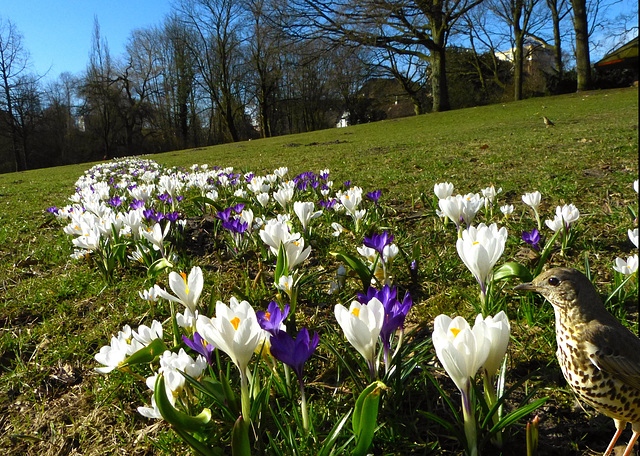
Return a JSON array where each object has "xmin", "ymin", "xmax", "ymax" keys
[{"xmin": 548, "ymin": 277, "xmax": 560, "ymax": 286}]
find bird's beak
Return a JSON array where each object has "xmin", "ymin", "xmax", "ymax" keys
[{"xmin": 514, "ymin": 282, "xmax": 536, "ymax": 291}]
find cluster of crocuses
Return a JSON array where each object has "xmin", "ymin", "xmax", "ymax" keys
[
  {"xmin": 48, "ymin": 158, "xmax": 391, "ymax": 284},
  {"xmin": 94, "ymin": 260, "xmax": 415, "ymax": 454},
  {"xmin": 96, "ymin": 265, "xmax": 321, "ymax": 439},
  {"xmin": 57, "ymin": 159, "xmax": 636, "ymax": 455}
]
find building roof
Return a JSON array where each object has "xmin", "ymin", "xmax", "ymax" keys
[{"xmin": 595, "ymin": 37, "xmax": 639, "ymax": 71}]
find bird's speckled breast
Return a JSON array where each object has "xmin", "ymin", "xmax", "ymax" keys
[{"xmin": 556, "ymin": 317, "xmax": 640, "ymax": 423}]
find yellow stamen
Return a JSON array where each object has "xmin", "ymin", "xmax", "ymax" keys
[
  {"xmin": 450, "ymin": 328, "xmax": 461, "ymax": 337},
  {"xmin": 230, "ymin": 317, "xmax": 241, "ymax": 330},
  {"xmin": 352, "ymin": 308, "xmax": 360, "ymax": 317},
  {"xmin": 265, "ymin": 312, "xmax": 271, "ymax": 321},
  {"xmin": 180, "ymin": 272, "xmax": 189, "ymax": 294}
]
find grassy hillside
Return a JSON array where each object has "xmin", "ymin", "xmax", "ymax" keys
[{"xmin": 0, "ymin": 87, "xmax": 637, "ymax": 456}]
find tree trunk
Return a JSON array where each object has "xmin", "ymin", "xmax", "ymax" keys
[
  {"xmin": 514, "ymin": 33, "xmax": 524, "ymax": 100},
  {"xmin": 571, "ymin": 0, "xmax": 591, "ymax": 90},
  {"xmin": 430, "ymin": 46, "xmax": 450, "ymax": 112}
]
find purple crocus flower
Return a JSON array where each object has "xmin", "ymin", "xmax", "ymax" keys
[
  {"xmin": 319, "ymin": 198, "xmax": 337, "ymax": 210},
  {"xmin": 222, "ymin": 218, "xmax": 248, "ymax": 235},
  {"xmin": 142, "ymin": 208, "xmax": 155, "ymax": 220},
  {"xmin": 343, "ymin": 180, "xmax": 351, "ymax": 188},
  {"xmin": 216, "ymin": 207, "xmax": 232, "ymax": 222},
  {"xmin": 257, "ymin": 301, "xmax": 290, "ymax": 335},
  {"xmin": 522, "ymin": 229, "xmax": 541, "ymax": 251},
  {"xmin": 269, "ymin": 328, "xmax": 319, "ymax": 380},
  {"xmin": 129, "ymin": 199, "xmax": 145, "ymax": 210},
  {"xmin": 107, "ymin": 196, "xmax": 123, "ymax": 207},
  {"xmin": 46, "ymin": 206, "xmax": 59, "ymax": 215},
  {"xmin": 231, "ymin": 203, "xmax": 245, "ymax": 214},
  {"xmin": 363, "ymin": 230, "xmax": 394, "ymax": 255},
  {"xmin": 165, "ymin": 211, "xmax": 181, "ymax": 223},
  {"xmin": 366, "ymin": 189, "xmax": 382, "ymax": 204},
  {"xmin": 358, "ymin": 285, "xmax": 412, "ymax": 369},
  {"xmin": 158, "ymin": 193, "xmax": 171, "ymax": 204},
  {"xmin": 183, "ymin": 332, "xmax": 216, "ymax": 365},
  {"xmin": 150, "ymin": 211, "xmax": 165, "ymax": 223}
]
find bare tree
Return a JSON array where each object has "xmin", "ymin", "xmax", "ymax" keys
[
  {"xmin": 244, "ymin": 0, "xmax": 283, "ymax": 137},
  {"xmin": 0, "ymin": 17, "xmax": 31, "ymax": 171},
  {"xmin": 281, "ymin": 0, "xmax": 486, "ymax": 112},
  {"xmin": 179, "ymin": 0, "xmax": 248, "ymax": 142},
  {"xmin": 490, "ymin": 0, "xmax": 548, "ymax": 100},
  {"xmin": 462, "ymin": 5, "xmax": 511, "ymax": 95},
  {"xmin": 80, "ymin": 17, "xmax": 122, "ymax": 159},
  {"xmin": 545, "ymin": 0, "xmax": 571, "ymax": 76}
]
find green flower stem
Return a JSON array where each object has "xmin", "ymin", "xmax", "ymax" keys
[
  {"xmin": 240, "ymin": 368, "xmax": 251, "ymax": 423},
  {"xmin": 299, "ymin": 376, "xmax": 309, "ymax": 432},
  {"xmin": 533, "ymin": 210, "xmax": 541, "ymax": 231},
  {"xmin": 461, "ymin": 384, "xmax": 478, "ymax": 456},
  {"xmin": 483, "ymin": 372, "xmax": 503, "ymax": 447}
]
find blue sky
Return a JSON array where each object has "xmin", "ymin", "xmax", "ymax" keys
[{"xmin": 4, "ymin": 1, "xmax": 174, "ymax": 82}]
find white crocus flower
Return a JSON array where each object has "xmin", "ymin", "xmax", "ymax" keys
[
  {"xmin": 339, "ymin": 186, "xmax": 363, "ymax": 216},
  {"xmin": 139, "ymin": 285, "xmax": 161, "ymax": 302},
  {"xmin": 275, "ymin": 275, "xmax": 295, "ymax": 296},
  {"xmin": 334, "ymin": 298, "xmax": 385, "ymax": 378},
  {"xmin": 556, "ymin": 204, "xmax": 580, "ymax": 225},
  {"xmin": 481, "ymin": 185, "xmax": 502, "ymax": 209},
  {"xmin": 196, "ymin": 297, "xmax": 264, "ymax": 375},
  {"xmin": 273, "ymin": 187, "xmax": 294, "ymax": 209},
  {"xmin": 285, "ymin": 238, "xmax": 312, "ymax": 269},
  {"xmin": 432, "ymin": 314, "xmax": 491, "ymax": 456},
  {"xmin": 95, "ymin": 326, "xmax": 144, "ymax": 373},
  {"xmin": 176, "ymin": 308, "xmax": 199, "ymax": 330},
  {"xmin": 613, "ymin": 255, "xmax": 639, "ymax": 275},
  {"xmin": 274, "ymin": 167, "xmax": 288, "ymax": 178},
  {"xmin": 331, "ymin": 222, "xmax": 346, "ymax": 237},
  {"xmin": 132, "ymin": 320, "xmax": 164, "ymax": 346},
  {"xmin": 94, "ymin": 335, "xmax": 133, "ymax": 373},
  {"xmin": 628, "ymin": 228, "xmax": 638, "ymax": 249},
  {"xmin": 156, "ymin": 267, "xmax": 204, "ymax": 313},
  {"xmin": 293, "ymin": 201, "xmax": 323, "ymax": 231},
  {"xmin": 434, "ymin": 182, "xmax": 455, "ymax": 200},
  {"xmin": 522, "ymin": 191, "xmax": 542, "ymax": 211},
  {"xmin": 500, "ymin": 204, "xmax": 514, "ymax": 216},
  {"xmin": 545, "ymin": 215, "xmax": 564, "ymax": 232},
  {"xmin": 72, "ymin": 227, "xmax": 101, "ymax": 251},
  {"xmin": 140, "ymin": 223, "xmax": 171, "ymax": 251},
  {"xmin": 476, "ymin": 311, "xmax": 510, "ymax": 377},
  {"xmin": 432, "ymin": 315, "xmax": 490, "ymax": 394},
  {"xmin": 461, "ymin": 193, "xmax": 484, "ymax": 227},
  {"xmin": 260, "ymin": 219, "xmax": 299, "ymax": 255},
  {"xmin": 256, "ymin": 192, "xmax": 270, "ymax": 207},
  {"xmin": 438, "ymin": 195, "xmax": 465, "ymax": 230},
  {"xmin": 456, "ymin": 223, "xmax": 508, "ymax": 295}
]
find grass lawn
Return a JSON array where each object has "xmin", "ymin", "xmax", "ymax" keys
[{"xmin": 0, "ymin": 86, "xmax": 637, "ymax": 456}]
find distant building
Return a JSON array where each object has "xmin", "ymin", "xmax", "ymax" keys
[
  {"xmin": 76, "ymin": 115, "xmax": 86, "ymax": 132},
  {"xmin": 496, "ymin": 36, "xmax": 556, "ymax": 75},
  {"xmin": 336, "ymin": 112, "xmax": 349, "ymax": 128}
]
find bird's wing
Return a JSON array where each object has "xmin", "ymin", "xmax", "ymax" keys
[{"xmin": 585, "ymin": 324, "xmax": 640, "ymax": 391}]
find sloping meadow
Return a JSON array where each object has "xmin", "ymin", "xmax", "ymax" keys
[{"xmin": 0, "ymin": 87, "xmax": 638, "ymax": 455}]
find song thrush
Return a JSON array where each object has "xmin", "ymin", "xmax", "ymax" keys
[
  {"xmin": 515, "ymin": 267, "xmax": 640, "ymax": 456},
  {"xmin": 543, "ymin": 116, "xmax": 555, "ymax": 127}
]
